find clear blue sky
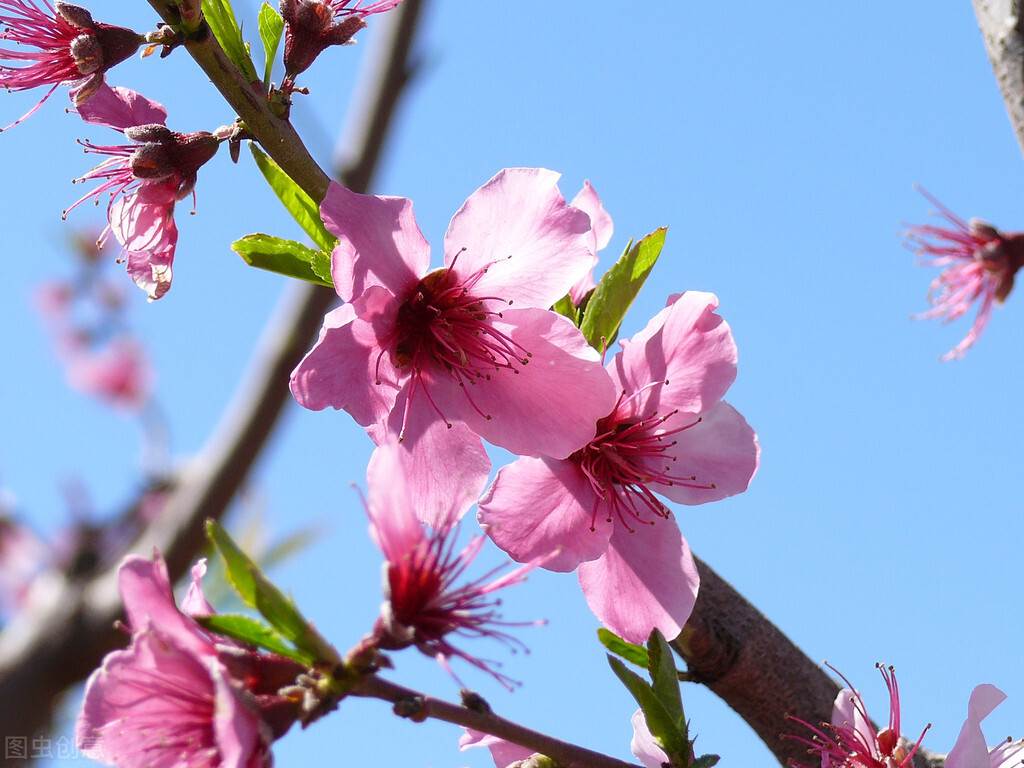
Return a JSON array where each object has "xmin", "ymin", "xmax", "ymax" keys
[{"xmin": 2, "ymin": 2, "xmax": 1021, "ymax": 765}]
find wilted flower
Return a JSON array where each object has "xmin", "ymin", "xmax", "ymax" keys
[
  {"xmin": 479, "ymin": 291, "xmax": 758, "ymax": 643},
  {"xmin": 78, "ymin": 553, "xmax": 304, "ymax": 768},
  {"xmin": 785, "ymin": 664, "xmax": 930, "ymax": 768},
  {"xmin": 280, "ymin": 0, "xmax": 402, "ymax": 80},
  {"xmin": 65, "ymin": 84, "xmax": 220, "ymax": 299},
  {"xmin": 291, "ymin": 168, "xmax": 616, "ymax": 459},
  {"xmin": 363, "ymin": 437, "xmax": 541, "ymax": 688},
  {"xmin": 0, "ymin": 1, "xmax": 142, "ymax": 129},
  {"xmin": 906, "ymin": 190, "xmax": 1024, "ymax": 360}
]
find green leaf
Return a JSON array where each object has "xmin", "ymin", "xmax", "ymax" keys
[
  {"xmin": 257, "ymin": 2, "xmax": 284, "ymax": 88},
  {"xmin": 598, "ymin": 628, "xmax": 650, "ymax": 668},
  {"xmin": 692, "ymin": 755, "xmax": 720, "ymax": 768},
  {"xmin": 206, "ymin": 519, "xmax": 258, "ymax": 608},
  {"xmin": 551, "ymin": 294, "xmax": 580, "ymax": 326},
  {"xmin": 196, "ymin": 613, "xmax": 312, "ymax": 665},
  {"xmin": 201, "ymin": 0, "xmax": 259, "ymax": 82},
  {"xmin": 607, "ymin": 655, "xmax": 689, "ymax": 760},
  {"xmin": 646, "ymin": 629, "xmax": 684, "ymax": 724},
  {"xmin": 579, "ymin": 227, "xmax": 668, "ymax": 351},
  {"xmin": 250, "ymin": 145, "xmax": 336, "ymax": 251},
  {"xmin": 232, "ymin": 234, "xmax": 333, "ymax": 287}
]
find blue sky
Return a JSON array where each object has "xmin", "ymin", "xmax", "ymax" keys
[{"xmin": 2, "ymin": 1, "xmax": 1021, "ymax": 765}]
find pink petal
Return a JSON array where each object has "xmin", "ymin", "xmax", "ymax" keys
[
  {"xmin": 117, "ymin": 553, "xmax": 213, "ymax": 657},
  {"xmin": 946, "ymin": 684, "xmax": 1008, "ymax": 768},
  {"xmin": 289, "ymin": 300, "xmax": 402, "ymax": 426},
  {"xmin": 321, "ymin": 181, "xmax": 429, "ymax": 302},
  {"xmin": 212, "ymin": 661, "xmax": 267, "ymax": 768},
  {"xmin": 655, "ymin": 401, "xmax": 759, "ymax": 505},
  {"xmin": 110, "ymin": 181, "xmax": 179, "ymax": 252},
  {"xmin": 125, "ymin": 245, "xmax": 175, "ymax": 301},
  {"xmin": 429, "ymin": 307, "xmax": 617, "ymax": 458},
  {"xmin": 610, "ymin": 291, "xmax": 737, "ymax": 418},
  {"xmin": 569, "ymin": 268, "xmax": 596, "ymax": 305},
  {"xmin": 366, "ymin": 438, "xmax": 427, "ymax": 562},
  {"xmin": 369, "ymin": 417, "xmax": 488, "ymax": 531},
  {"xmin": 831, "ymin": 688, "xmax": 878, "ymax": 762},
  {"xmin": 443, "ymin": 168, "xmax": 595, "ymax": 309},
  {"xmin": 577, "ymin": 517, "xmax": 699, "ymax": 643},
  {"xmin": 74, "ymin": 84, "xmax": 168, "ymax": 130},
  {"xmin": 630, "ymin": 709, "xmax": 671, "ymax": 768},
  {"xmin": 459, "ymin": 728, "xmax": 534, "ymax": 767},
  {"xmin": 478, "ymin": 456, "xmax": 612, "ymax": 572},
  {"xmin": 571, "ymin": 180, "xmax": 614, "ymax": 252},
  {"xmin": 181, "ymin": 559, "xmax": 214, "ymax": 618}
]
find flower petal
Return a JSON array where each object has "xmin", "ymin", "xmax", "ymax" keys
[
  {"xmin": 459, "ymin": 728, "xmax": 534, "ymax": 767},
  {"xmin": 181, "ymin": 559, "xmax": 214, "ymax": 618},
  {"xmin": 831, "ymin": 688, "xmax": 878, "ymax": 761},
  {"xmin": 945, "ymin": 684, "xmax": 1008, "ymax": 768},
  {"xmin": 212, "ymin": 659, "xmax": 267, "ymax": 768},
  {"xmin": 289, "ymin": 299, "xmax": 402, "ymax": 426},
  {"xmin": 430, "ymin": 307, "xmax": 617, "ymax": 458},
  {"xmin": 571, "ymin": 180, "xmax": 614, "ymax": 252},
  {"xmin": 75, "ymin": 84, "xmax": 168, "ymax": 130},
  {"xmin": 479, "ymin": 456, "xmax": 613, "ymax": 572},
  {"xmin": 610, "ymin": 291, "xmax": 737, "ymax": 418},
  {"xmin": 443, "ymin": 168, "xmax": 594, "ymax": 309},
  {"xmin": 366, "ymin": 438, "xmax": 427, "ymax": 562},
  {"xmin": 321, "ymin": 181, "xmax": 429, "ymax": 302},
  {"xmin": 654, "ymin": 401, "xmax": 759, "ymax": 505},
  {"xmin": 630, "ymin": 709, "xmax": 671, "ymax": 768},
  {"xmin": 125, "ymin": 245, "xmax": 175, "ymax": 301},
  {"xmin": 577, "ymin": 517, "xmax": 699, "ymax": 643}
]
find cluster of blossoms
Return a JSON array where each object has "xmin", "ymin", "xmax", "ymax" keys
[
  {"xmin": 908, "ymin": 190, "xmax": 1024, "ymax": 360},
  {"xmin": 785, "ymin": 665, "xmax": 1023, "ymax": 768}
]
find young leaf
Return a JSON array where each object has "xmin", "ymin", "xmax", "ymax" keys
[
  {"xmin": 579, "ymin": 227, "xmax": 668, "ymax": 351},
  {"xmin": 250, "ymin": 145, "xmax": 336, "ymax": 252},
  {"xmin": 206, "ymin": 519, "xmax": 258, "ymax": 608},
  {"xmin": 551, "ymin": 294, "xmax": 580, "ymax": 326},
  {"xmin": 249, "ymin": 565, "xmax": 339, "ymax": 664},
  {"xmin": 692, "ymin": 755, "xmax": 720, "ymax": 768},
  {"xmin": 607, "ymin": 655, "xmax": 689, "ymax": 760},
  {"xmin": 646, "ymin": 629, "xmax": 684, "ymax": 724},
  {"xmin": 196, "ymin": 613, "xmax": 313, "ymax": 665},
  {"xmin": 598, "ymin": 628, "xmax": 650, "ymax": 668},
  {"xmin": 201, "ymin": 0, "xmax": 259, "ymax": 82},
  {"xmin": 257, "ymin": 2, "xmax": 284, "ymax": 87},
  {"xmin": 232, "ymin": 233, "xmax": 333, "ymax": 287}
]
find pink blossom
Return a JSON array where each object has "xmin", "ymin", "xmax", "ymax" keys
[
  {"xmin": 907, "ymin": 190, "xmax": 1024, "ymax": 360},
  {"xmin": 281, "ymin": 0, "xmax": 402, "ymax": 79},
  {"xmin": 946, "ymin": 684, "xmax": 1023, "ymax": 768},
  {"xmin": 66, "ymin": 336, "xmax": 151, "ymax": 410},
  {"xmin": 478, "ymin": 291, "xmax": 758, "ymax": 643},
  {"xmin": 65, "ymin": 84, "xmax": 219, "ymax": 299},
  {"xmin": 0, "ymin": 1, "xmax": 141, "ymax": 129},
  {"xmin": 364, "ymin": 438, "xmax": 539, "ymax": 687},
  {"xmin": 785, "ymin": 664, "xmax": 930, "ymax": 768},
  {"xmin": 78, "ymin": 553, "xmax": 301, "ymax": 767},
  {"xmin": 568, "ymin": 180, "xmax": 614, "ymax": 305},
  {"xmin": 630, "ymin": 709, "xmax": 671, "ymax": 768},
  {"xmin": 0, "ymin": 515, "xmax": 48, "ymax": 618},
  {"xmin": 291, "ymin": 169, "xmax": 617, "ymax": 459},
  {"xmin": 459, "ymin": 729, "xmax": 535, "ymax": 767}
]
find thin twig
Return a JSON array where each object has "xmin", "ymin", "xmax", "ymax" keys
[
  {"xmin": 354, "ymin": 675, "xmax": 642, "ymax": 768},
  {"xmin": 0, "ymin": 0, "xmax": 427, "ymax": 741}
]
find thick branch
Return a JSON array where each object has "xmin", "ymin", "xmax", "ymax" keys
[
  {"xmin": 674, "ymin": 557, "xmax": 944, "ymax": 767},
  {"xmin": 973, "ymin": 0, "xmax": 1024, "ymax": 154},
  {"xmin": 354, "ymin": 675, "xmax": 641, "ymax": 768},
  {"xmin": 0, "ymin": 0, "xmax": 426, "ymax": 740}
]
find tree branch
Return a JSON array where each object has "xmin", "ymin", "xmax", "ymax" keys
[
  {"xmin": 0, "ymin": 0, "xmax": 427, "ymax": 741},
  {"xmin": 674, "ymin": 557, "xmax": 944, "ymax": 767},
  {"xmin": 353, "ymin": 675, "xmax": 642, "ymax": 768},
  {"xmin": 973, "ymin": 0, "xmax": 1024, "ymax": 154}
]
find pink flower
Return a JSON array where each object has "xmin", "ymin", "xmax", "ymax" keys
[
  {"xmin": 66, "ymin": 336, "xmax": 151, "ymax": 410},
  {"xmin": 785, "ymin": 664, "xmax": 930, "ymax": 768},
  {"xmin": 0, "ymin": 1, "xmax": 141, "ymax": 129},
  {"xmin": 291, "ymin": 168, "xmax": 617, "ymax": 459},
  {"xmin": 478, "ymin": 291, "xmax": 758, "ymax": 643},
  {"xmin": 630, "ymin": 709, "xmax": 671, "ymax": 768},
  {"xmin": 459, "ymin": 729, "xmax": 535, "ymax": 767},
  {"xmin": 568, "ymin": 180, "xmax": 614, "ymax": 305},
  {"xmin": 946, "ymin": 684, "xmax": 1023, "ymax": 768},
  {"xmin": 0, "ymin": 515, "xmax": 48, "ymax": 619},
  {"xmin": 906, "ymin": 190, "xmax": 1024, "ymax": 360},
  {"xmin": 65, "ymin": 84, "xmax": 220, "ymax": 299},
  {"xmin": 78, "ymin": 553, "xmax": 302, "ymax": 768},
  {"xmin": 364, "ymin": 437, "xmax": 539, "ymax": 688},
  {"xmin": 281, "ymin": 0, "xmax": 402, "ymax": 79}
]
